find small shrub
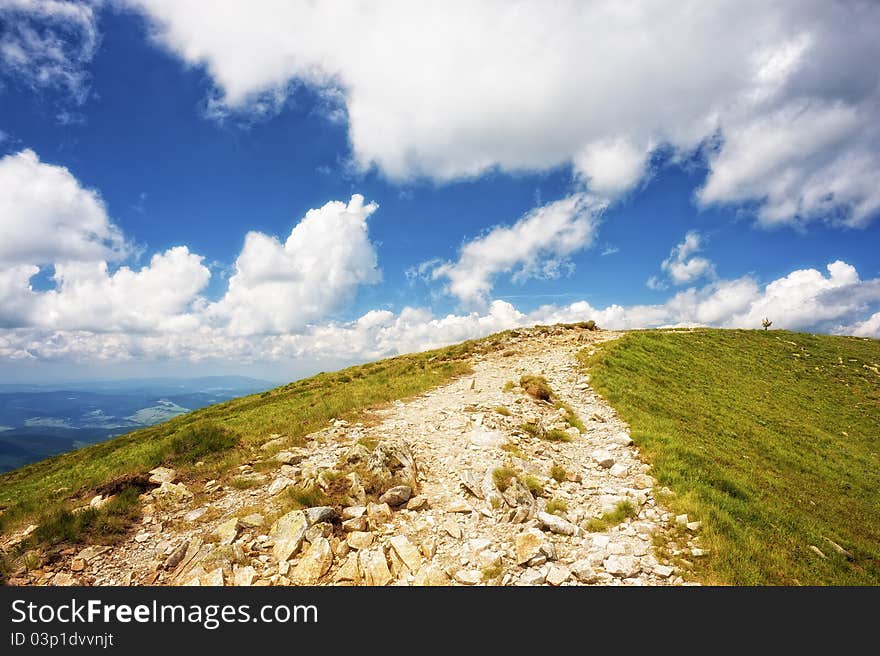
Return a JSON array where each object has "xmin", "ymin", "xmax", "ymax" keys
[
  {"xmin": 574, "ymin": 320, "xmax": 597, "ymax": 330},
  {"xmin": 519, "ymin": 421, "xmax": 542, "ymax": 437},
  {"xmin": 523, "ymin": 475, "xmax": 544, "ymax": 497},
  {"xmin": 554, "ymin": 401, "xmax": 585, "ymax": 432},
  {"xmin": 501, "ymin": 443, "xmax": 529, "ymax": 460},
  {"xmin": 550, "ymin": 464, "xmax": 567, "ymax": 482},
  {"xmin": 482, "ymin": 564, "xmax": 504, "ymax": 580},
  {"xmin": 288, "ymin": 485, "xmax": 329, "ymax": 509},
  {"xmin": 492, "ymin": 466, "xmax": 517, "ymax": 492},
  {"xmin": 503, "ymin": 381, "xmax": 516, "ymax": 392},
  {"xmin": 520, "ymin": 375, "xmax": 553, "ymax": 401},
  {"xmin": 229, "ymin": 477, "xmax": 260, "ymax": 490},
  {"xmin": 28, "ymin": 486, "xmax": 142, "ymax": 548},
  {"xmin": 543, "ymin": 428, "xmax": 574, "ymax": 442},
  {"xmin": 494, "ymin": 406, "xmax": 512, "ymax": 417},
  {"xmin": 545, "ymin": 498, "xmax": 568, "ymax": 516},
  {"xmin": 584, "ymin": 500, "xmax": 637, "ymax": 532}
]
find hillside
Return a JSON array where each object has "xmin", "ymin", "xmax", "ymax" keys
[
  {"xmin": 582, "ymin": 329, "xmax": 880, "ymax": 585},
  {"xmin": 0, "ymin": 325, "xmax": 876, "ymax": 586}
]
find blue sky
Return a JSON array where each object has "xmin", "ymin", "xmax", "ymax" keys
[{"xmin": 1, "ymin": 2, "xmax": 879, "ymax": 382}]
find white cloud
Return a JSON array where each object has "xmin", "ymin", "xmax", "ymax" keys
[
  {"xmin": 0, "ymin": 0, "xmax": 99, "ymax": 103},
  {"xmin": 0, "ymin": 149, "xmax": 126, "ymax": 266},
  {"xmin": 429, "ymin": 193, "xmax": 605, "ymax": 307},
  {"xmin": 650, "ymin": 231, "xmax": 716, "ymax": 289},
  {"xmin": 838, "ymin": 312, "xmax": 880, "ymax": 339},
  {"xmin": 205, "ymin": 195, "xmax": 381, "ymax": 335},
  {"xmin": 126, "ymin": 1, "xmax": 880, "ymax": 225}
]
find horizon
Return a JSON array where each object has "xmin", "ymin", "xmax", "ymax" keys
[{"xmin": 1, "ymin": 2, "xmax": 879, "ymax": 383}]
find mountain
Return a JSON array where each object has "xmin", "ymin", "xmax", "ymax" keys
[
  {"xmin": 0, "ymin": 326, "xmax": 877, "ymax": 587},
  {"xmin": 0, "ymin": 376, "xmax": 276, "ymax": 472}
]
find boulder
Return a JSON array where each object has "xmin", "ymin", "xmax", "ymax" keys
[
  {"xmin": 346, "ymin": 531, "xmax": 374, "ymax": 550},
  {"xmin": 148, "ymin": 466, "xmax": 177, "ymax": 485},
  {"xmin": 538, "ymin": 511, "xmax": 580, "ymax": 536},
  {"xmin": 358, "ymin": 549, "xmax": 392, "ymax": 586},
  {"xmin": 289, "ymin": 537, "xmax": 332, "ymax": 584},
  {"xmin": 216, "ymin": 517, "xmax": 241, "ymax": 545},
  {"xmin": 304, "ymin": 506, "xmax": 336, "ymax": 525},
  {"xmin": 388, "ymin": 535, "xmax": 422, "ymax": 573},
  {"xmin": 234, "ymin": 566, "xmax": 257, "ymax": 586},
  {"xmin": 269, "ymin": 510, "xmax": 308, "ymax": 562},
  {"xmin": 546, "ymin": 564, "xmax": 571, "ymax": 586},
  {"xmin": 592, "ymin": 450, "xmax": 614, "ymax": 468},
  {"xmin": 603, "ymin": 554, "xmax": 640, "ymax": 578},
  {"xmin": 379, "ymin": 485, "xmax": 412, "ymax": 507},
  {"xmin": 515, "ymin": 528, "xmax": 545, "ymax": 565}
]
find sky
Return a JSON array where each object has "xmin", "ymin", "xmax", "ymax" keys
[{"xmin": 0, "ymin": 0, "xmax": 879, "ymax": 383}]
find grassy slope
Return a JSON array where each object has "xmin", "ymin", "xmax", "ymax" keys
[
  {"xmin": 581, "ymin": 329, "xmax": 880, "ymax": 585},
  {"xmin": 0, "ymin": 336, "xmax": 503, "ymax": 536}
]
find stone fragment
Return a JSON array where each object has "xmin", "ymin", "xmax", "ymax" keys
[
  {"xmin": 342, "ymin": 516, "xmax": 367, "ymax": 532},
  {"xmin": 366, "ymin": 502, "xmax": 392, "ymax": 524},
  {"xmin": 304, "ymin": 506, "xmax": 335, "ymax": 525},
  {"xmin": 592, "ymin": 450, "xmax": 614, "ymax": 468},
  {"xmin": 267, "ymin": 476, "xmax": 294, "ymax": 496},
  {"xmin": 604, "ymin": 554, "xmax": 640, "ymax": 577},
  {"xmin": 454, "ymin": 569, "xmax": 483, "ymax": 585},
  {"xmin": 240, "ymin": 513, "xmax": 265, "ymax": 528},
  {"xmin": 148, "ymin": 466, "xmax": 177, "ymax": 484},
  {"xmin": 389, "ymin": 535, "xmax": 422, "ymax": 573},
  {"xmin": 546, "ymin": 564, "xmax": 571, "ymax": 586},
  {"xmin": 163, "ymin": 540, "xmax": 190, "ymax": 570},
  {"xmin": 571, "ymin": 560, "xmax": 597, "ymax": 583},
  {"xmin": 234, "ymin": 566, "xmax": 256, "ymax": 586},
  {"xmin": 346, "ymin": 531, "xmax": 374, "ymax": 550},
  {"xmin": 405, "ymin": 495, "xmax": 428, "ymax": 511},
  {"xmin": 515, "ymin": 528, "xmax": 545, "ymax": 565},
  {"xmin": 379, "ymin": 485, "xmax": 412, "ymax": 507},
  {"xmin": 216, "ymin": 517, "xmax": 241, "ymax": 545},
  {"xmin": 290, "ymin": 537, "xmax": 333, "ymax": 584},
  {"xmin": 269, "ymin": 510, "xmax": 308, "ymax": 562},
  {"xmin": 334, "ymin": 554, "xmax": 361, "ymax": 583},
  {"xmin": 538, "ymin": 511, "xmax": 580, "ymax": 536},
  {"xmin": 359, "ymin": 549, "xmax": 392, "ymax": 586}
]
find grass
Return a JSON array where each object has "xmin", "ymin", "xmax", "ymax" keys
[
  {"xmin": 500, "ymin": 443, "xmax": 529, "ymax": 460},
  {"xmin": 494, "ymin": 406, "xmax": 512, "ymax": 417},
  {"xmin": 492, "ymin": 466, "xmax": 517, "ymax": 492},
  {"xmin": 522, "ymin": 475, "xmax": 544, "ymax": 497},
  {"xmin": 584, "ymin": 500, "xmax": 637, "ymax": 532},
  {"xmin": 545, "ymin": 498, "xmax": 568, "ymax": 516},
  {"xmin": 520, "ymin": 375, "xmax": 553, "ymax": 401},
  {"xmin": 554, "ymin": 401, "xmax": 585, "ymax": 432},
  {"xmin": 0, "ymin": 335, "xmax": 496, "ymax": 544},
  {"xmin": 503, "ymin": 381, "xmax": 517, "ymax": 392},
  {"xmin": 543, "ymin": 428, "xmax": 574, "ymax": 443},
  {"xmin": 287, "ymin": 485, "xmax": 330, "ymax": 509},
  {"xmin": 550, "ymin": 464, "xmax": 567, "ymax": 482},
  {"xmin": 581, "ymin": 328, "xmax": 880, "ymax": 585},
  {"xmin": 519, "ymin": 421, "xmax": 542, "ymax": 437}
]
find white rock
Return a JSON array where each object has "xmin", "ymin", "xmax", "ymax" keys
[
  {"xmin": 515, "ymin": 528, "xmax": 545, "ymax": 565},
  {"xmin": 604, "ymin": 554, "xmax": 640, "ymax": 577},
  {"xmin": 546, "ymin": 564, "xmax": 571, "ymax": 586},
  {"xmin": 612, "ymin": 432, "xmax": 634, "ymax": 446},
  {"xmin": 609, "ymin": 463, "xmax": 628, "ymax": 478},
  {"xmin": 653, "ymin": 564, "xmax": 674, "ymax": 578},
  {"xmin": 267, "ymin": 476, "xmax": 294, "ymax": 496},
  {"xmin": 538, "ymin": 511, "xmax": 580, "ymax": 536},
  {"xmin": 592, "ymin": 450, "xmax": 615, "ymax": 468},
  {"xmin": 148, "ymin": 466, "xmax": 177, "ymax": 484},
  {"xmin": 571, "ymin": 559, "xmax": 598, "ymax": 582},
  {"xmin": 454, "ymin": 569, "xmax": 483, "ymax": 585},
  {"xmin": 388, "ymin": 535, "xmax": 422, "ymax": 573},
  {"xmin": 468, "ymin": 428, "xmax": 507, "ymax": 448}
]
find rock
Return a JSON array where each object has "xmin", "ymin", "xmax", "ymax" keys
[
  {"xmin": 546, "ymin": 564, "xmax": 571, "ymax": 586},
  {"xmin": 413, "ymin": 564, "xmax": 449, "ymax": 586},
  {"xmin": 477, "ymin": 549, "xmax": 502, "ymax": 569},
  {"xmin": 134, "ymin": 532, "xmax": 150, "ymax": 543},
  {"xmin": 183, "ymin": 507, "xmax": 208, "ymax": 523},
  {"xmin": 468, "ymin": 428, "xmax": 506, "ymax": 448},
  {"xmin": 366, "ymin": 502, "xmax": 392, "ymax": 524},
  {"xmin": 342, "ymin": 516, "xmax": 367, "ymax": 532},
  {"xmin": 154, "ymin": 481, "xmax": 192, "ymax": 503},
  {"xmin": 334, "ymin": 554, "xmax": 361, "ymax": 583},
  {"xmin": 690, "ymin": 548, "xmax": 707, "ymax": 558},
  {"xmin": 305, "ymin": 523, "xmax": 332, "ymax": 542},
  {"xmin": 342, "ymin": 506, "xmax": 366, "ymax": 520},
  {"xmin": 571, "ymin": 560, "xmax": 598, "ymax": 583},
  {"xmin": 538, "ymin": 511, "xmax": 580, "ymax": 536},
  {"xmin": 686, "ymin": 521, "xmax": 702, "ymax": 532},
  {"xmin": 609, "ymin": 463, "xmax": 628, "ymax": 478},
  {"xmin": 442, "ymin": 520, "xmax": 462, "ymax": 539},
  {"xmin": 343, "ymin": 443, "xmax": 372, "ymax": 466},
  {"xmin": 379, "ymin": 485, "xmax": 412, "ymax": 507},
  {"xmin": 203, "ymin": 568, "xmax": 224, "ymax": 586},
  {"xmin": 268, "ymin": 476, "xmax": 294, "ymax": 496},
  {"xmin": 604, "ymin": 554, "xmax": 640, "ymax": 577},
  {"xmin": 459, "ymin": 471, "xmax": 484, "ymax": 498},
  {"xmin": 389, "ymin": 535, "xmax": 422, "ymax": 573},
  {"xmin": 70, "ymin": 558, "xmax": 86, "ymax": 572},
  {"xmin": 76, "ymin": 545, "xmax": 110, "ymax": 562},
  {"xmin": 53, "ymin": 573, "xmax": 76, "ymax": 586},
  {"xmin": 633, "ymin": 474, "xmax": 655, "ymax": 489},
  {"xmin": 274, "ymin": 451, "xmax": 303, "ymax": 465},
  {"xmin": 304, "ymin": 506, "xmax": 336, "ymax": 525},
  {"xmin": 675, "ymin": 513, "xmax": 689, "ymax": 526},
  {"xmin": 454, "ymin": 569, "xmax": 483, "ymax": 585},
  {"xmin": 163, "ymin": 540, "xmax": 190, "ymax": 570},
  {"xmin": 653, "ymin": 564, "xmax": 674, "ymax": 578},
  {"xmin": 565, "ymin": 427, "xmax": 580, "ymax": 440},
  {"xmin": 366, "ymin": 440, "xmax": 417, "ymax": 488},
  {"xmin": 240, "ymin": 513, "xmax": 265, "ymax": 528},
  {"xmin": 346, "ymin": 531, "xmax": 374, "ymax": 550},
  {"xmin": 148, "ymin": 466, "xmax": 177, "ymax": 484},
  {"xmin": 612, "ymin": 432, "xmax": 634, "ymax": 446},
  {"xmin": 359, "ymin": 549, "xmax": 392, "ymax": 586},
  {"xmin": 216, "ymin": 517, "xmax": 241, "ymax": 545},
  {"xmin": 502, "ymin": 477, "xmax": 535, "ymax": 509},
  {"xmin": 260, "ymin": 435, "xmax": 285, "ymax": 451},
  {"xmin": 290, "ymin": 537, "xmax": 333, "ymax": 584},
  {"xmin": 518, "ymin": 568, "xmax": 546, "ymax": 585},
  {"xmin": 89, "ymin": 494, "xmax": 109, "ymax": 509},
  {"xmin": 446, "ymin": 499, "xmax": 472, "ymax": 513},
  {"xmin": 515, "ymin": 528, "xmax": 545, "ymax": 565},
  {"xmin": 809, "ymin": 545, "xmax": 827, "ymax": 559},
  {"xmin": 823, "ymin": 537, "xmax": 853, "ymax": 559},
  {"xmin": 269, "ymin": 510, "xmax": 308, "ymax": 562},
  {"xmin": 592, "ymin": 450, "xmax": 614, "ymax": 468},
  {"xmin": 405, "ymin": 495, "xmax": 428, "ymax": 511},
  {"xmin": 234, "ymin": 566, "xmax": 257, "ymax": 586}
]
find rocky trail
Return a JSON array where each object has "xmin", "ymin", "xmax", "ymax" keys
[{"xmin": 5, "ymin": 328, "xmax": 703, "ymax": 586}]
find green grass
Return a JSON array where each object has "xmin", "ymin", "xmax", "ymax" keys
[
  {"xmin": 545, "ymin": 498, "xmax": 568, "ymax": 516},
  {"xmin": 554, "ymin": 401, "xmax": 585, "ymax": 432},
  {"xmin": 584, "ymin": 500, "xmax": 637, "ymax": 532},
  {"xmin": 519, "ymin": 421, "xmax": 542, "ymax": 437},
  {"xmin": 581, "ymin": 328, "xmax": 880, "ymax": 585},
  {"xmin": 492, "ymin": 466, "xmax": 517, "ymax": 492},
  {"xmin": 550, "ymin": 464, "xmax": 567, "ymax": 482},
  {"xmin": 543, "ymin": 428, "xmax": 574, "ymax": 443},
  {"xmin": 522, "ymin": 474, "xmax": 544, "ymax": 497},
  {"xmin": 520, "ymin": 375, "xmax": 553, "ymax": 401},
  {"xmin": 494, "ymin": 406, "xmax": 512, "ymax": 416},
  {"xmin": 0, "ymin": 336, "xmax": 494, "ymax": 540}
]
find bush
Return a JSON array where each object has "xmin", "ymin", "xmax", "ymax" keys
[
  {"xmin": 546, "ymin": 498, "xmax": 568, "ymax": 516},
  {"xmin": 28, "ymin": 486, "xmax": 142, "ymax": 548},
  {"xmin": 550, "ymin": 464, "xmax": 567, "ymax": 482},
  {"xmin": 492, "ymin": 466, "xmax": 517, "ymax": 492},
  {"xmin": 543, "ymin": 428, "xmax": 574, "ymax": 442},
  {"xmin": 520, "ymin": 375, "xmax": 554, "ymax": 401}
]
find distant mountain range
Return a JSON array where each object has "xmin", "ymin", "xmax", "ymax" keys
[{"xmin": 0, "ymin": 376, "xmax": 277, "ymax": 473}]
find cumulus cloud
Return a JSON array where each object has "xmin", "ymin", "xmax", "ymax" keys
[
  {"xmin": 838, "ymin": 312, "xmax": 880, "ymax": 339},
  {"xmin": 0, "ymin": 149, "xmax": 126, "ymax": 266},
  {"xmin": 125, "ymin": 1, "xmax": 880, "ymax": 225},
  {"xmin": 206, "ymin": 195, "xmax": 381, "ymax": 335},
  {"xmin": 429, "ymin": 193, "xmax": 605, "ymax": 307},
  {"xmin": 0, "ymin": 0, "xmax": 99, "ymax": 104},
  {"xmin": 648, "ymin": 231, "xmax": 716, "ymax": 290}
]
